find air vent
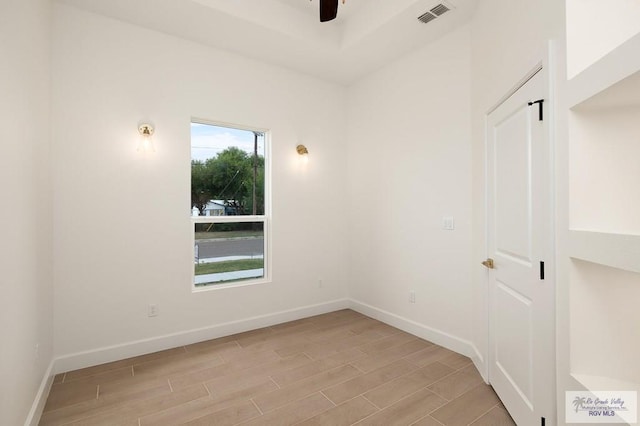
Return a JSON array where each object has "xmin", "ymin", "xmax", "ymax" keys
[
  {"xmin": 417, "ymin": 11, "xmax": 437, "ymax": 24},
  {"xmin": 430, "ymin": 4, "xmax": 450, "ymax": 16},
  {"xmin": 417, "ymin": 3, "xmax": 452, "ymax": 24}
]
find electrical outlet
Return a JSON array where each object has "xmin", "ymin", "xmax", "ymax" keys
[
  {"xmin": 318, "ymin": 279, "xmax": 324, "ymax": 288},
  {"xmin": 443, "ymin": 216, "xmax": 455, "ymax": 230},
  {"xmin": 148, "ymin": 304, "xmax": 159, "ymax": 317},
  {"xmin": 409, "ymin": 291, "xmax": 416, "ymax": 303}
]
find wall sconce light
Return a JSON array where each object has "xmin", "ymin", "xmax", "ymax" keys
[
  {"xmin": 296, "ymin": 144, "xmax": 309, "ymax": 162},
  {"xmin": 137, "ymin": 123, "xmax": 155, "ymax": 153}
]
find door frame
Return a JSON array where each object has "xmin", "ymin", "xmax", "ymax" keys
[{"xmin": 483, "ymin": 41, "xmax": 558, "ymax": 424}]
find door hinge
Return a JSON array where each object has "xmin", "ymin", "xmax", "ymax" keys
[
  {"xmin": 528, "ymin": 99, "xmax": 544, "ymax": 121},
  {"xmin": 540, "ymin": 261, "xmax": 545, "ymax": 280}
]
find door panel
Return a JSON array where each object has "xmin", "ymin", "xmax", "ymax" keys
[
  {"xmin": 495, "ymin": 281, "xmax": 533, "ymax": 407},
  {"xmin": 494, "ymin": 107, "xmax": 533, "ymax": 265}
]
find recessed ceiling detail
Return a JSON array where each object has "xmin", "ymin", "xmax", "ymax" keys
[{"xmin": 57, "ymin": 0, "xmax": 477, "ymax": 84}]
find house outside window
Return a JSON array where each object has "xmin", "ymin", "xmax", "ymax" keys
[{"xmin": 191, "ymin": 120, "xmax": 269, "ymax": 289}]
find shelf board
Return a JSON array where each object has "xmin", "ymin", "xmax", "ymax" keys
[
  {"xmin": 568, "ymin": 31, "xmax": 640, "ymax": 109},
  {"xmin": 569, "ymin": 230, "xmax": 640, "ymax": 273},
  {"xmin": 572, "ymin": 373, "xmax": 640, "ymax": 394}
]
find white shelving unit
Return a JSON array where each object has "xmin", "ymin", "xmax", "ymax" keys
[
  {"xmin": 558, "ymin": 7, "xmax": 640, "ymax": 425},
  {"xmin": 565, "ymin": 26, "xmax": 640, "ymax": 399},
  {"xmin": 566, "ymin": 30, "xmax": 640, "ymax": 402}
]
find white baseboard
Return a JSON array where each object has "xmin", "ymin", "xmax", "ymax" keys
[
  {"xmin": 469, "ymin": 343, "xmax": 489, "ymax": 383},
  {"xmin": 52, "ymin": 297, "xmax": 481, "ymax": 378},
  {"xmin": 24, "ymin": 359, "xmax": 54, "ymax": 426},
  {"xmin": 349, "ymin": 299, "xmax": 476, "ymax": 359},
  {"xmin": 53, "ymin": 298, "xmax": 350, "ymax": 374}
]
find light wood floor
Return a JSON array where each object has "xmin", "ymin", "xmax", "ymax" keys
[{"xmin": 40, "ymin": 310, "xmax": 516, "ymax": 425}]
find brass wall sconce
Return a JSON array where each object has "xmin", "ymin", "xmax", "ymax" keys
[
  {"xmin": 137, "ymin": 123, "xmax": 155, "ymax": 153},
  {"xmin": 296, "ymin": 144, "xmax": 308, "ymax": 155},
  {"xmin": 296, "ymin": 144, "xmax": 309, "ymax": 163}
]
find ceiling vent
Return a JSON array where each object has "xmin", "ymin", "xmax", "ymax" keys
[
  {"xmin": 417, "ymin": 11, "xmax": 437, "ymax": 24},
  {"xmin": 417, "ymin": 3, "xmax": 451, "ymax": 24},
  {"xmin": 430, "ymin": 4, "xmax": 450, "ymax": 16}
]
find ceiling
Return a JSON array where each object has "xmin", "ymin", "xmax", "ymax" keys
[
  {"xmin": 57, "ymin": 0, "xmax": 477, "ymax": 85},
  {"xmin": 276, "ymin": 0, "xmax": 369, "ymax": 21}
]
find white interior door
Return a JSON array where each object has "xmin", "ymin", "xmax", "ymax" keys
[{"xmin": 486, "ymin": 70, "xmax": 555, "ymax": 426}]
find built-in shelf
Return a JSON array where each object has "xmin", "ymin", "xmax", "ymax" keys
[
  {"xmin": 567, "ymin": 31, "xmax": 640, "ymax": 108},
  {"xmin": 562, "ymin": 8, "xmax": 640, "ymax": 424},
  {"xmin": 569, "ymin": 230, "xmax": 640, "ymax": 274},
  {"xmin": 568, "ymin": 69, "xmax": 640, "ymax": 235},
  {"xmin": 572, "ymin": 373, "xmax": 640, "ymax": 394},
  {"xmin": 570, "ymin": 261, "xmax": 640, "ymax": 387}
]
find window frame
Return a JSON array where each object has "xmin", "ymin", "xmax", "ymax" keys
[{"xmin": 190, "ymin": 118, "xmax": 272, "ymax": 292}]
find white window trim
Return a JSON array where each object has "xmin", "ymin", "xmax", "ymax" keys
[{"xmin": 190, "ymin": 121, "xmax": 272, "ymax": 292}]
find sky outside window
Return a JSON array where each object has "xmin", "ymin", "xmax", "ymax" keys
[{"xmin": 191, "ymin": 122, "xmax": 265, "ymax": 162}]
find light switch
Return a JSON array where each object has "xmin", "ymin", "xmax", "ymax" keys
[{"xmin": 443, "ymin": 216, "xmax": 455, "ymax": 230}]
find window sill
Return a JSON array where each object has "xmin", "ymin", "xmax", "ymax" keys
[{"xmin": 191, "ymin": 277, "xmax": 272, "ymax": 293}]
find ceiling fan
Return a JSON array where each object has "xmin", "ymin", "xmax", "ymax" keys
[{"xmin": 318, "ymin": 0, "xmax": 346, "ymax": 22}]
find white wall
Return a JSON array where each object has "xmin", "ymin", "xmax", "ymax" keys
[
  {"xmin": 0, "ymin": 0, "xmax": 53, "ymax": 424},
  {"xmin": 346, "ymin": 26, "xmax": 473, "ymax": 351},
  {"xmin": 566, "ymin": 0, "xmax": 640, "ymax": 78},
  {"xmin": 569, "ymin": 106, "xmax": 640, "ymax": 234},
  {"xmin": 469, "ymin": 0, "xmax": 565, "ymax": 394},
  {"xmin": 51, "ymin": 4, "xmax": 349, "ymax": 362}
]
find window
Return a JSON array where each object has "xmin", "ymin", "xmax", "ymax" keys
[{"xmin": 191, "ymin": 121, "xmax": 268, "ymax": 288}]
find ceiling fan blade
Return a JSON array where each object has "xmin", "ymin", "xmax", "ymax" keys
[{"xmin": 319, "ymin": 0, "xmax": 338, "ymax": 22}]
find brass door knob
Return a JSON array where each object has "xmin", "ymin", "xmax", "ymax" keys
[{"xmin": 481, "ymin": 258, "xmax": 495, "ymax": 269}]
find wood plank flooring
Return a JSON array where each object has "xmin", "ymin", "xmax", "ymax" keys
[{"xmin": 40, "ymin": 310, "xmax": 515, "ymax": 425}]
